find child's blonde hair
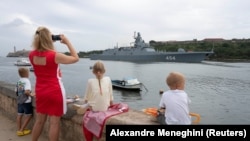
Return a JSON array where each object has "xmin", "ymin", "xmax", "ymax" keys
[
  {"xmin": 92, "ymin": 61, "xmax": 105, "ymax": 78},
  {"xmin": 166, "ymin": 71, "xmax": 185, "ymax": 90},
  {"xmin": 92, "ymin": 61, "xmax": 106, "ymax": 94},
  {"xmin": 18, "ymin": 67, "xmax": 29, "ymax": 78}
]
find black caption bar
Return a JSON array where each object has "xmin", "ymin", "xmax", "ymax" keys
[{"xmin": 106, "ymin": 125, "xmax": 249, "ymax": 140}]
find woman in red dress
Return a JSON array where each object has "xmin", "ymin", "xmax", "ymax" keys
[{"xmin": 29, "ymin": 26, "xmax": 79, "ymax": 141}]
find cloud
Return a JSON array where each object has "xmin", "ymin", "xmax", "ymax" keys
[{"xmin": 0, "ymin": 0, "xmax": 250, "ymax": 56}]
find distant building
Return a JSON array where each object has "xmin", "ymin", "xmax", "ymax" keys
[{"xmin": 6, "ymin": 48, "xmax": 30, "ymax": 57}]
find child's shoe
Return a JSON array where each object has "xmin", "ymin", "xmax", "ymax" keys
[
  {"xmin": 72, "ymin": 103, "xmax": 89, "ymax": 115},
  {"xmin": 16, "ymin": 129, "xmax": 31, "ymax": 136},
  {"xmin": 77, "ymin": 106, "xmax": 88, "ymax": 115},
  {"xmin": 72, "ymin": 104, "xmax": 81, "ymax": 110}
]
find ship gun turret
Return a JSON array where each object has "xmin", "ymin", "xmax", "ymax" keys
[{"xmin": 133, "ymin": 32, "xmax": 151, "ymax": 48}]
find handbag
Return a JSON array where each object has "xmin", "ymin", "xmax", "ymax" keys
[
  {"xmin": 156, "ymin": 109, "xmax": 166, "ymax": 125},
  {"xmin": 17, "ymin": 94, "xmax": 28, "ymax": 104},
  {"xmin": 16, "ymin": 82, "xmax": 28, "ymax": 104}
]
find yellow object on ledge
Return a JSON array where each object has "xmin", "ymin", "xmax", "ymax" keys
[{"xmin": 142, "ymin": 107, "xmax": 201, "ymax": 124}]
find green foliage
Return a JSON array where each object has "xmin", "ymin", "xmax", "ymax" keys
[{"xmin": 152, "ymin": 39, "xmax": 250, "ymax": 61}]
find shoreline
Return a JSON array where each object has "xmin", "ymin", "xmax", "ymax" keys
[
  {"xmin": 4, "ymin": 56, "xmax": 250, "ymax": 63},
  {"xmin": 209, "ymin": 58, "xmax": 250, "ymax": 63}
]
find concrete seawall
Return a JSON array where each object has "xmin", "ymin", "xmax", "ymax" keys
[{"xmin": 0, "ymin": 81, "xmax": 158, "ymax": 141}]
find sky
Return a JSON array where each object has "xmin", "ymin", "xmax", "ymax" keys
[{"xmin": 1, "ymin": 0, "xmax": 250, "ymax": 57}]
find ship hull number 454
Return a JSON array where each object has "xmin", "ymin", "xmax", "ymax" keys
[{"xmin": 165, "ymin": 56, "xmax": 176, "ymax": 60}]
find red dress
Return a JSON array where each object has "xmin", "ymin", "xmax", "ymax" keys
[{"xmin": 29, "ymin": 50, "xmax": 66, "ymax": 116}]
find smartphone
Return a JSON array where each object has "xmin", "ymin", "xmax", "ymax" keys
[{"xmin": 52, "ymin": 35, "xmax": 61, "ymax": 41}]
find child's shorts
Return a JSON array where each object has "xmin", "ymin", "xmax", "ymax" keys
[{"xmin": 17, "ymin": 103, "xmax": 33, "ymax": 115}]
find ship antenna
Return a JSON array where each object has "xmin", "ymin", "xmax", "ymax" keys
[{"xmin": 211, "ymin": 42, "xmax": 214, "ymax": 52}]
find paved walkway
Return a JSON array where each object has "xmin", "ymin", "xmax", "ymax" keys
[{"xmin": 0, "ymin": 112, "xmax": 47, "ymax": 141}]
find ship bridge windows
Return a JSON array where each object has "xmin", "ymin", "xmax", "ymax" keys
[
  {"xmin": 144, "ymin": 48, "xmax": 155, "ymax": 52},
  {"xmin": 178, "ymin": 48, "xmax": 186, "ymax": 52}
]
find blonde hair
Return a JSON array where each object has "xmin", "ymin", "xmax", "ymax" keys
[
  {"xmin": 92, "ymin": 61, "xmax": 106, "ymax": 94},
  {"xmin": 18, "ymin": 67, "xmax": 29, "ymax": 78},
  {"xmin": 166, "ymin": 71, "xmax": 185, "ymax": 90},
  {"xmin": 92, "ymin": 61, "xmax": 105, "ymax": 79},
  {"xmin": 32, "ymin": 26, "xmax": 55, "ymax": 51}
]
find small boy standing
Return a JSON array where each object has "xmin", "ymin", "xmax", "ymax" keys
[
  {"xmin": 159, "ymin": 71, "xmax": 191, "ymax": 125},
  {"xmin": 15, "ymin": 67, "xmax": 33, "ymax": 136}
]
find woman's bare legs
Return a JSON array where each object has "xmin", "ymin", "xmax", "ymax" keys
[
  {"xmin": 49, "ymin": 115, "xmax": 61, "ymax": 141},
  {"xmin": 32, "ymin": 113, "xmax": 47, "ymax": 141}
]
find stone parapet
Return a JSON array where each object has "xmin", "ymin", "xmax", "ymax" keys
[{"xmin": 0, "ymin": 81, "xmax": 158, "ymax": 141}]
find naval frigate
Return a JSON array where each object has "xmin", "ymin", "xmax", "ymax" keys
[{"xmin": 89, "ymin": 32, "xmax": 214, "ymax": 63}]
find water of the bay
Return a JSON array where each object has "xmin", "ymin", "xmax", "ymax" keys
[{"xmin": 0, "ymin": 57, "xmax": 250, "ymax": 124}]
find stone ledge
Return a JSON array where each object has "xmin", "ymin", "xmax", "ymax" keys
[{"xmin": 0, "ymin": 81, "xmax": 158, "ymax": 141}]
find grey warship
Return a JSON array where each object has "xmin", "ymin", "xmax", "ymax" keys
[{"xmin": 90, "ymin": 32, "xmax": 214, "ymax": 63}]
